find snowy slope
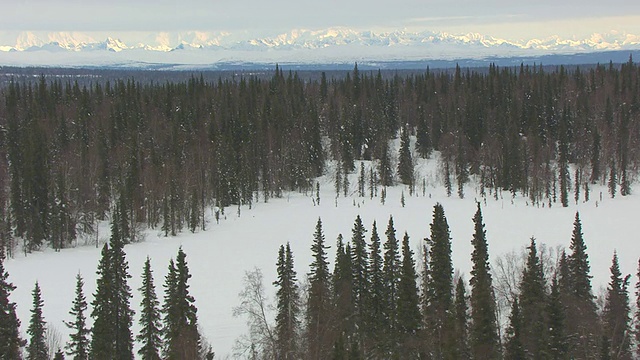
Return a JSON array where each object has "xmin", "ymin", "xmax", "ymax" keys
[{"xmin": 4, "ymin": 152, "xmax": 640, "ymax": 359}]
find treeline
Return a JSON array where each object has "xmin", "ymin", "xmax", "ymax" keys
[
  {"xmin": 244, "ymin": 204, "xmax": 640, "ymax": 359},
  {"xmin": 1, "ymin": 59, "xmax": 639, "ymax": 255},
  {"xmin": 0, "ymin": 216, "xmax": 214, "ymax": 359}
]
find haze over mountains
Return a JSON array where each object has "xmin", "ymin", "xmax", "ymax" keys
[{"xmin": 1, "ymin": 28, "xmax": 639, "ymax": 68}]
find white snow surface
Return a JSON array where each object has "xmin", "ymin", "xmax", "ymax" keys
[{"xmin": 5, "ymin": 152, "xmax": 640, "ymax": 359}]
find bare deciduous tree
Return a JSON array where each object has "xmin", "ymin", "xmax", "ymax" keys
[{"xmin": 232, "ymin": 268, "xmax": 277, "ymax": 360}]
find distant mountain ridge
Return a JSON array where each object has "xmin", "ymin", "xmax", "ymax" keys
[
  {"xmin": 1, "ymin": 28, "xmax": 639, "ymax": 68},
  {"xmin": 3, "ymin": 29, "xmax": 640, "ymax": 53}
]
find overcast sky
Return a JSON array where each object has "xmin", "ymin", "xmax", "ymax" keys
[{"xmin": 4, "ymin": 0, "xmax": 640, "ymax": 40}]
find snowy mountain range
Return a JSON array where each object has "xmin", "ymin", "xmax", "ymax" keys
[{"xmin": 1, "ymin": 29, "xmax": 639, "ymax": 68}]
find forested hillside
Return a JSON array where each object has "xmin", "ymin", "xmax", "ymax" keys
[{"xmin": 0, "ymin": 59, "xmax": 639, "ymax": 258}]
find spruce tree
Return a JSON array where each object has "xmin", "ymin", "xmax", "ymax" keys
[
  {"xmin": 398, "ymin": 124, "xmax": 414, "ymax": 186},
  {"xmin": 547, "ymin": 276, "xmax": 568, "ymax": 360},
  {"xmin": 65, "ymin": 273, "xmax": 89, "ymax": 360},
  {"xmin": 608, "ymin": 160, "xmax": 617, "ymax": 198},
  {"xmin": 274, "ymin": 243, "xmax": 300, "ymax": 359},
  {"xmin": 396, "ymin": 232, "xmax": 421, "ymax": 357},
  {"xmin": 350, "ymin": 215, "xmax": 368, "ymax": 341},
  {"xmin": 602, "ymin": 252, "xmax": 632, "ymax": 360},
  {"xmin": 306, "ymin": 218, "xmax": 331, "ymax": 359},
  {"xmin": 453, "ymin": 277, "xmax": 470, "ymax": 359},
  {"xmin": 89, "ymin": 244, "xmax": 114, "ymax": 360},
  {"xmin": 519, "ymin": 238, "xmax": 548, "ymax": 359},
  {"xmin": 504, "ymin": 299, "xmax": 525, "ymax": 360},
  {"xmin": 566, "ymin": 212, "xmax": 599, "ymax": 358},
  {"xmin": 162, "ymin": 248, "xmax": 200, "ymax": 359},
  {"xmin": 137, "ymin": 257, "xmax": 162, "ymax": 360},
  {"xmin": 382, "ymin": 216, "xmax": 400, "ymax": 355},
  {"xmin": 0, "ymin": 248, "xmax": 23, "ymax": 359},
  {"xmin": 378, "ymin": 141, "xmax": 393, "ymax": 187},
  {"xmin": 468, "ymin": 203, "xmax": 499, "ymax": 359},
  {"xmin": 425, "ymin": 203, "xmax": 454, "ymax": 358},
  {"xmin": 415, "ymin": 105, "xmax": 432, "ymax": 158},
  {"xmin": 109, "ymin": 219, "xmax": 135, "ymax": 359},
  {"xmin": 366, "ymin": 221, "xmax": 384, "ymax": 355},
  {"xmin": 333, "ymin": 234, "xmax": 353, "ymax": 341},
  {"xmin": 27, "ymin": 282, "xmax": 47, "ymax": 360}
]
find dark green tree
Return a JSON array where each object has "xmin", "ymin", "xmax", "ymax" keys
[
  {"xmin": 382, "ymin": 216, "xmax": 400, "ymax": 355},
  {"xmin": 350, "ymin": 215, "xmax": 368, "ymax": 342},
  {"xmin": 306, "ymin": 218, "xmax": 332, "ymax": 360},
  {"xmin": 452, "ymin": 277, "xmax": 470, "ymax": 359},
  {"xmin": 468, "ymin": 203, "xmax": 500, "ymax": 359},
  {"xmin": 162, "ymin": 248, "xmax": 200, "ymax": 359},
  {"xmin": 566, "ymin": 212, "xmax": 599, "ymax": 358},
  {"xmin": 27, "ymin": 282, "xmax": 47, "ymax": 360},
  {"xmin": 519, "ymin": 238, "xmax": 548, "ymax": 359},
  {"xmin": 366, "ymin": 221, "xmax": 384, "ymax": 355},
  {"xmin": 64, "ymin": 273, "xmax": 89, "ymax": 360},
  {"xmin": 504, "ymin": 299, "xmax": 525, "ymax": 360},
  {"xmin": 274, "ymin": 243, "xmax": 300, "ymax": 360},
  {"xmin": 425, "ymin": 203, "xmax": 454, "ymax": 358},
  {"xmin": 547, "ymin": 276, "xmax": 568, "ymax": 360},
  {"xmin": 109, "ymin": 218, "xmax": 135, "ymax": 359},
  {"xmin": 602, "ymin": 252, "xmax": 632, "ymax": 360},
  {"xmin": 333, "ymin": 234, "xmax": 353, "ymax": 342},
  {"xmin": 398, "ymin": 124, "xmax": 414, "ymax": 186},
  {"xmin": 608, "ymin": 160, "xmax": 617, "ymax": 198},
  {"xmin": 0, "ymin": 248, "xmax": 23, "ymax": 359},
  {"xmin": 89, "ymin": 244, "xmax": 114, "ymax": 360},
  {"xmin": 396, "ymin": 232, "xmax": 421, "ymax": 357},
  {"xmin": 415, "ymin": 105, "xmax": 432, "ymax": 158},
  {"xmin": 137, "ymin": 257, "xmax": 162, "ymax": 360},
  {"xmin": 378, "ymin": 141, "xmax": 393, "ymax": 187}
]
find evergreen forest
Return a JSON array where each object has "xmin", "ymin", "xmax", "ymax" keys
[
  {"xmin": 0, "ymin": 59, "xmax": 640, "ymax": 359},
  {"xmin": 0, "ymin": 60, "xmax": 639, "ymax": 255}
]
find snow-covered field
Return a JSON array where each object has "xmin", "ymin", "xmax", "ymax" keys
[{"xmin": 5, "ymin": 154, "xmax": 640, "ymax": 359}]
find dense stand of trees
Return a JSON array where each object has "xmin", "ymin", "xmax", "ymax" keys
[
  {"xmin": 254, "ymin": 204, "xmax": 640, "ymax": 360},
  {"xmin": 1, "ymin": 60, "xmax": 640, "ymax": 256},
  {"xmin": 0, "ymin": 240, "xmax": 212, "ymax": 359}
]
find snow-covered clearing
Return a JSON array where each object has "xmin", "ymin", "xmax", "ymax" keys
[{"xmin": 5, "ymin": 154, "xmax": 640, "ymax": 359}]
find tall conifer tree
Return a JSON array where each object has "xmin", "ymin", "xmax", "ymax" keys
[
  {"xmin": 366, "ymin": 221, "xmax": 384, "ymax": 355},
  {"xmin": 547, "ymin": 276, "xmax": 568, "ymax": 360},
  {"xmin": 566, "ymin": 212, "xmax": 598, "ymax": 358},
  {"xmin": 519, "ymin": 238, "xmax": 548, "ymax": 359},
  {"xmin": 162, "ymin": 248, "xmax": 200, "ymax": 359},
  {"xmin": 89, "ymin": 244, "xmax": 114, "ymax": 360},
  {"xmin": 504, "ymin": 299, "xmax": 525, "ymax": 360},
  {"xmin": 274, "ymin": 243, "xmax": 300, "ymax": 359},
  {"xmin": 350, "ymin": 215, "xmax": 368, "ymax": 343},
  {"xmin": 453, "ymin": 277, "xmax": 470, "ymax": 359},
  {"xmin": 382, "ymin": 216, "xmax": 400, "ymax": 355},
  {"xmin": 27, "ymin": 282, "xmax": 47, "ymax": 360},
  {"xmin": 0, "ymin": 248, "xmax": 23, "ymax": 359},
  {"xmin": 425, "ymin": 203, "xmax": 454, "ymax": 358},
  {"xmin": 65, "ymin": 273, "xmax": 89, "ymax": 360},
  {"xmin": 396, "ymin": 232, "xmax": 420, "ymax": 357},
  {"xmin": 602, "ymin": 252, "xmax": 632, "ymax": 360},
  {"xmin": 469, "ymin": 203, "xmax": 499, "ymax": 359},
  {"xmin": 306, "ymin": 218, "xmax": 331, "ymax": 360},
  {"xmin": 398, "ymin": 124, "xmax": 414, "ymax": 186},
  {"xmin": 137, "ymin": 257, "xmax": 162, "ymax": 360}
]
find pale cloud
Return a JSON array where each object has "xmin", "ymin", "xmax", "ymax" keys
[{"xmin": 3, "ymin": 0, "xmax": 640, "ymax": 39}]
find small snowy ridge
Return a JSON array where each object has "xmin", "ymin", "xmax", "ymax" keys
[{"xmin": 5, "ymin": 151, "xmax": 640, "ymax": 359}]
